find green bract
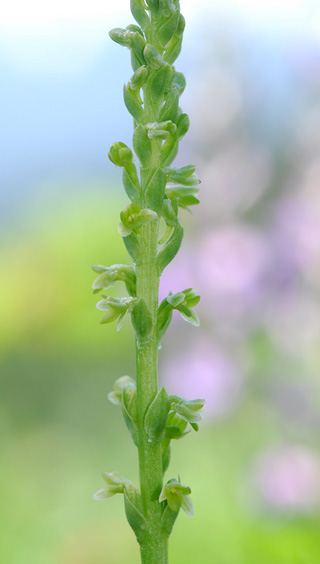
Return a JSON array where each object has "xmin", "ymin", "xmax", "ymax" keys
[{"xmin": 93, "ymin": 2, "xmax": 203, "ymax": 563}]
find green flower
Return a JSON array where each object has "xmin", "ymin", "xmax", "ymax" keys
[
  {"xmin": 92, "ymin": 264, "xmax": 136, "ymax": 296},
  {"xmin": 159, "ymin": 478, "xmax": 194, "ymax": 516},
  {"xmin": 93, "ymin": 471, "xmax": 134, "ymax": 500},
  {"xmin": 107, "ymin": 376, "xmax": 136, "ymax": 406},
  {"xmin": 169, "ymin": 395, "xmax": 205, "ymax": 431},
  {"xmin": 96, "ymin": 296, "xmax": 136, "ymax": 330},
  {"xmin": 92, "ymin": 472, "xmax": 137, "ymax": 500},
  {"xmin": 119, "ymin": 203, "xmax": 158, "ymax": 237}
]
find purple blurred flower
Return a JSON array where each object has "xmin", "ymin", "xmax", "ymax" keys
[
  {"xmin": 196, "ymin": 225, "xmax": 268, "ymax": 318},
  {"xmin": 274, "ymin": 183, "xmax": 320, "ymax": 288},
  {"xmin": 265, "ymin": 291, "xmax": 320, "ymax": 357},
  {"xmin": 161, "ymin": 339, "xmax": 242, "ymax": 419},
  {"xmin": 254, "ymin": 445, "xmax": 320, "ymax": 513},
  {"xmin": 159, "ymin": 250, "xmax": 197, "ymax": 303}
]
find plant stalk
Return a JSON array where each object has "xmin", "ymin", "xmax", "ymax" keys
[{"xmin": 135, "ymin": 59, "xmax": 168, "ymax": 561}]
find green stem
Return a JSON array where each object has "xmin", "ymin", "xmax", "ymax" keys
[
  {"xmin": 135, "ymin": 26, "xmax": 168, "ymax": 560},
  {"xmin": 135, "ymin": 223, "xmax": 168, "ymax": 564}
]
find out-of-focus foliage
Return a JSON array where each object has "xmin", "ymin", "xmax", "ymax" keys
[{"xmin": 1, "ymin": 3, "xmax": 320, "ymax": 563}]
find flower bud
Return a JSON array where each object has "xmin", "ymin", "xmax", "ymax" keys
[
  {"xmin": 108, "ymin": 375, "xmax": 136, "ymax": 406},
  {"xmin": 143, "ymin": 44, "xmax": 163, "ymax": 69},
  {"xmin": 108, "ymin": 142, "xmax": 134, "ymax": 167},
  {"xmin": 133, "ymin": 124, "xmax": 152, "ymax": 168},
  {"xmin": 145, "ymin": 167, "xmax": 167, "ymax": 212},
  {"xmin": 130, "ymin": 0, "xmax": 150, "ymax": 30},
  {"xmin": 123, "ymin": 84, "xmax": 144, "ymax": 122},
  {"xmin": 150, "ymin": 64, "xmax": 172, "ymax": 103},
  {"xmin": 129, "ymin": 66, "xmax": 149, "ymax": 90},
  {"xmin": 131, "ymin": 298, "xmax": 153, "ymax": 342},
  {"xmin": 144, "ymin": 387, "xmax": 170, "ymax": 441},
  {"xmin": 176, "ymin": 113, "xmax": 190, "ymax": 139},
  {"xmin": 164, "ymin": 34, "xmax": 182, "ymax": 65},
  {"xmin": 158, "ymin": 9, "xmax": 180, "ymax": 48},
  {"xmin": 109, "ymin": 28, "xmax": 131, "ymax": 47},
  {"xmin": 159, "ymin": 90, "xmax": 180, "ymax": 122}
]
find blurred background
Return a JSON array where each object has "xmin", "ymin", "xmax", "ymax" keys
[{"xmin": 1, "ymin": 0, "xmax": 320, "ymax": 562}]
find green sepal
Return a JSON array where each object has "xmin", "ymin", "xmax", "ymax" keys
[
  {"xmin": 150, "ymin": 64, "xmax": 172, "ymax": 103},
  {"xmin": 159, "ymin": 89, "xmax": 180, "ymax": 122},
  {"xmin": 131, "ymin": 298, "xmax": 153, "ymax": 342},
  {"xmin": 130, "ymin": 0, "xmax": 150, "ymax": 30},
  {"xmin": 178, "ymin": 308, "xmax": 200, "ymax": 327},
  {"xmin": 143, "ymin": 44, "xmax": 163, "ymax": 69},
  {"xmin": 133, "ymin": 124, "xmax": 152, "ymax": 168},
  {"xmin": 124, "ymin": 489, "xmax": 148, "ymax": 543},
  {"xmin": 129, "ymin": 66, "xmax": 149, "ymax": 90},
  {"xmin": 144, "ymin": 387, "xmax": 170, "ymax": 442},
  {"xmin": 122, "ymin": 166, "xmax": 140, "ymax": 203},
  {"xmin": 123, "ymin": 84, "xmax": 144, "ymax": 122},
  {"xmin": 158, "ymin": 9, "xmax": 180, "ymax": 47},
  {"xmin": 145, "ymin": 168, "xmax": 167, "ymax": 212},
  {"xmin": 122, "ymin": 383, "xmax": 139, "ymax": 446},
  {"xmin": 157, "ymin": 222, "xmax": 183, "ymax": 274},
  {"xmin": 91, "ymin": 264, "xmax": 108, "ymax": 273}
]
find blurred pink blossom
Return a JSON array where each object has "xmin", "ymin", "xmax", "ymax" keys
[
  {"xmin": 275, "ymin": 180, "xmax": 320, "ymax": 288},
  {"xmin": 161, "ymin": 339, "xmax": 242, "ymax": 419},
  {"xmin": 196, "ymin": 225, "xmax": 268, "ymax": 318},
  {"xmin": 159, "ymin": 250, "xmax": 197, "ymax": 303},
  {"xmin": 254, "ymin": 445, "xmax": 320, "ymax": 513}
]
